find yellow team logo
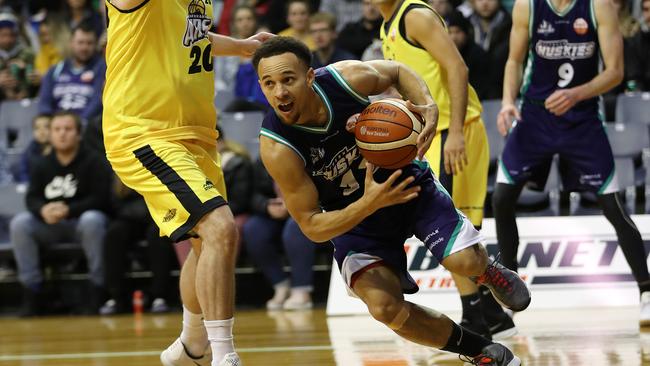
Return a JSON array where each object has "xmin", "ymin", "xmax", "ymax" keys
[{"xmin": 183, "ymin": 0, "xmax": 212, "ymax": 47}]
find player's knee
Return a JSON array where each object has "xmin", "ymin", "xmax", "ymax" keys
[
  {"xmin": 196, "ymin": 206, "xmax": 239, "ymax": 249},
  {"xmin": 367, "ymin": 298, "xmax": 410, "ymax": 330}
]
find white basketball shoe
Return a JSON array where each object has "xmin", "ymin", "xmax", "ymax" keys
[
  {"xmin": 218, "ymin": 352, "xmax": 242, "ymax": 366},
  {"xmin": 160, "ymin": 338, "xmax": 211, "ymax": 366}
]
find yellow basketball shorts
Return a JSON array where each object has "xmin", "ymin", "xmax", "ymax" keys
[
  {"xmin": 424, "ymin": 118, "xmax": 489, "ymax": 227},
  {"xmin": 107, "ymin": 139, "xmax": 228, "ymax": 242}
]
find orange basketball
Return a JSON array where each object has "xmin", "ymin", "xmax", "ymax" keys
[{"xmin": 354, "ymin": 99, "xmax": 424, "ymax": 169}]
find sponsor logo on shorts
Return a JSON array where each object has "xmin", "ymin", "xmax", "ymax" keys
[
  {"xmin": 579, "ymin": 173, "xmax": 603, "ymax": 187},
  {"xmin": 203, "ymin": 179, "xmax": 214, "ymax": 191},
  {"xmin": 163, "ymin": 209, "xmax": 177, "ymax": 223}
]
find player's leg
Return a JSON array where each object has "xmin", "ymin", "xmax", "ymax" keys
[
  {"xmin": 414, "ymin": 176, "xmax": 530, "ymax": 312},
  {"xmin": 193, "ymin": 207, "xmax": 240, "ymax": 364},
  {"xmin": 492, "ymin": 182, "xmax": 525, "ymax": 271},
  {"xmin": 352, "ymin": 264, "xmax": 520, "ymax": 365},
  {"xmin": 564, "ymin": 119, "xmax": 650, "ymax": 325}
]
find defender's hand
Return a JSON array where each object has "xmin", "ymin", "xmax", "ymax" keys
[{"xmin": 443, "ymin": 131, "xmax": 467, "ymax": 175}]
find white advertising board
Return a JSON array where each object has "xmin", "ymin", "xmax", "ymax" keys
[{"xmin": 327, "ymin": 215, "xmax": 650, "ymax": 315}]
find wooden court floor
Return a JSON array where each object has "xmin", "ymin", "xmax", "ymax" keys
[{"xmin": 0, "ymin": 306, "xmax": 649, "ymax": 365}]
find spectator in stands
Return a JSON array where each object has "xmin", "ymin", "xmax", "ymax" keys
[
  {"xmin": 468, "ymin": 0, "xmax": 511, "ymax": 99},
  {"xmin": 337, "ymin": 0, "xmax": 382, "ymax": 59},
  {"xmin": 34, "ymin": 17, "xmax": 66, "ymax": 76},
  {"xmin": 62, "ymin": 0, "xmax": 104, "ymax": 38},
  {"xmin": 0, "ymin": 13, "xmax": 38, "ymax": 101},
  {"xmin": 38, "ymin": 21, "xmax": 105, "ymax": 123},
  {"xmin": 10, "ymin": 111, "xmax": 111, "ymax": 316},
  {"xmin": 242, "ymin": 159, "xmax": 316, "ymax": 310},
  {"xmin": 447, "ymin": 11, "xmax": 490, "ymax": 100},
  {"xmin": 216, "ymin": 125, "xmax": 253, "ymax": 223},
  {"xmin": 309, "ymin": 12, "xmax": 356, "ymax": 69},
  {"xmin": 278, "ymin": 0, "xmax": 315, "ymax": 50},
  {"xmin": 215, "ymin": 5, "xmax": 259, "ymax": 95},
  {"xmin": 99, "ymin": 178, "xmax": 177, "ymax": 315},
  {"xmin": 626, "ymin": 0, "xmax": 650, "ymax": 91},
  {"xmin": 10, "ymin": 114, "xmax": 51, "ymax": 183},
  {"xmin": 427, "ymin": 0, "xmax": 454, "ymax": 18},
  {"xmin": 319, "ymin": 0, "xmax": 362, "ymax": 32},
  {"xmin": 215, "ymin": 5, "xmax": 270, "ymax": 112},
  {"xmin": 613, "ymin": 0, "xmax": 640, "ymax": 38}
]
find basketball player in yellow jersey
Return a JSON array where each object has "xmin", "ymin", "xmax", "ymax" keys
[
  {"xmin": 374, "ymin": 0, "xmax": 517, "ymax": 341},
  {"xmin": 104, "ymin": 1, "xmax": 271, "ymax": 365}
]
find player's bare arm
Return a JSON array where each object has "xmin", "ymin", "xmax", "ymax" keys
[
  {"xmin": 498, "ymin": 0, "xmax": 529, "ymax": 136},
  {"xmin": 259, "ymin": 136, "xmax": 421, "ymax": 243},
  {"xmin": 208, "ymin": 32, "xmax": 274, "ymax": 58},
  {"xmin": 544, "ymin": 0, "xmax": 623, "ymax": 116},
  {"xmin": 331, "ymin": 60, "xmax": 438, "ymax": 159},
  {"xmin": 406, "ymin": 7, "xmax": 469, "ymax": 174}
]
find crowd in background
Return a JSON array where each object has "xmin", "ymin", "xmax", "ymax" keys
[{"xmin": 0, "ymin": 0, "xmax": 648, "ymax": 316}]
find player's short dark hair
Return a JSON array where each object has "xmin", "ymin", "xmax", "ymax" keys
[
  {"xmin": 51, "ymin": 111, "xmax": 83, "ymax": 134},
  {"xmin": 252, "ymin": 36, "xmax": 312, "ymax": 73},
  {"xmin": 71, "ymin": 20, "xmax": 97, "ymax": 38}
]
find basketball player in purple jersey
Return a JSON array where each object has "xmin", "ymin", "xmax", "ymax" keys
[
  {"xmin": 494, "ymin": 0, "xmax": 650, "ymax": 325},
  {"xmin": 254, "ymin": 36, "xmax": 528, "ymax": 365}
]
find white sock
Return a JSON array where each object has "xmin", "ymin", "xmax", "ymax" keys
[
  {"xmin": 205, "ymin": 317, "xmax": 235, "ymax": 364},
  {"xmin": 180, "ymin": 306, "xmax": 208, "ymax": 358}
]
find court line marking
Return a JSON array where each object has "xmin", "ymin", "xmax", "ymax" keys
[{"xmin": 0, "ymin": 345, "xmax": 334, "ymax": 361}]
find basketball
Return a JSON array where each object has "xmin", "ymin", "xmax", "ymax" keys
[{"xmin": 354, "ymin": 99, "xmax": 424, "ymax": 169}]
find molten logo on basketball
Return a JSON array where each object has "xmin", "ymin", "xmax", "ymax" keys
[
  {"xmin": 361, "ymin": 105, "xmax": 398, "ymax": 119},
  {"xmin": 359, "ymin": 125, "xmax": 390, "ymax": 137}
]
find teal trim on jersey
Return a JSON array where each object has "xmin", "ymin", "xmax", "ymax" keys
[
  {"xmin": 598, "ymin": 169, "xmax": 615, "ymax": 195},
  {"xmin": 590, "ymin": 0, "xmax": 598, "ymax": 29},
  {"xmin": 546, "ymin": 0, "xmax": 577, "ymax": 16},
  {"xmin": 520, "ymin": 50, "xmax": 536, "ymax": 96},
  {"xmin": 326, "ymin": 65, "xmax": 370, "ymax": 105},
  {"xmin": 290, "ymin": 81, "xmax": 333, "ymax": 134},
  {"xmin": 412, "ymin": 159, "xmax": 430, "ymax": 171},
  {"xmin": 499, "ymin": 159, "xmax": 516, "ymax": 184},
  {"xmin": 259, "ymin": 128, "xmax": 307, "ymax": 166},
  {"xmin": 528, "ymin": 0, "xmax": 535, "ymax": 37},
  {"xmin": 444, "ymin": 213, "xmax": 464, "ymax": 257},
  {"xmin": 434, "ymin": 179, "xmax": 452, "ymax": 199}
]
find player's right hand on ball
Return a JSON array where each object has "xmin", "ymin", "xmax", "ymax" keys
[
  {"xmin": 497, "ymin": 103, "xmax": 520, "ymax": 136},
  {"xmin": 363, "ymin": 162, "xmax": 421, "ymax": 212}
]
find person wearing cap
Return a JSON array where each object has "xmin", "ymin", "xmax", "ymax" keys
[{"xmin": 0, "ymin": 13, "xmax": 38, "ymax": 101}]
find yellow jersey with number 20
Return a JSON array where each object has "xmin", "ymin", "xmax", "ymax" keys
[{"xmin": 103, "ymin": 0, "xmax": 217, "ymax": 153}]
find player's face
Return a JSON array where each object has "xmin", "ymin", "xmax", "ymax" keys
[
  {"xmin": 287, "ymin": 2, "xmax": 310, "ymax": 32},
  {"xmin": 642, "ymin": 0, "xmax": 650, "ymax": 25},
  {"xmin": 50, "ymin": 116, "xmax": 80, "ymax": 153},
  {"xmin": 258, "ymin": 53, "xmax": 314, "ymax": 125},
  {"xmin": 233, "ymin": 8, "xmax": 257, "ymax": 39},
  {"xmin": 70, "ymin": 30, "xmax": 97, "ymax": 64}
]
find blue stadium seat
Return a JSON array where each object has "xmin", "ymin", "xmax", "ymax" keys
[
  {"xmin": 218, "ymin": 111, "xmax": 264, "ymax": 157},
  {"xmin": 0, "ymin": 99, "xmax": 39, "ymax": 152}
]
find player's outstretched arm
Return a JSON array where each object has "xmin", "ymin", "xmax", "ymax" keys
[
  {"xmin": 498, "ymin": 0, "xmax": 529, "ymax": 136},
  {"xmin": 331, "ymin": 60, "xmax": 438, "ymax": 159},
  {"xmin": 260, "ymin": 136, "xmax": 420, "ymax": 243},
  {"xmin": 208, "ymin": 32, "xmax": 274, "ymax": 58}
]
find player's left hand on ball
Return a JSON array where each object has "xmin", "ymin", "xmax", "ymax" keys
[
  {"xmin": 346, "ymin": 113, "xmax": 360, "ymax": 133},
  {"xmin": 545, "ymin": 88, "xmax": 581, "ymax": 116},
  {"xmin": 240, "ymin": 32, "xmax": 275, "ymax": 56},
  {"xmin": 443, "ymin": 131, "xmax": 467, "ymax": 175},
  {"xmin": 405, "ymin": 100, "xmax": 438, "ymax": 160}
]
